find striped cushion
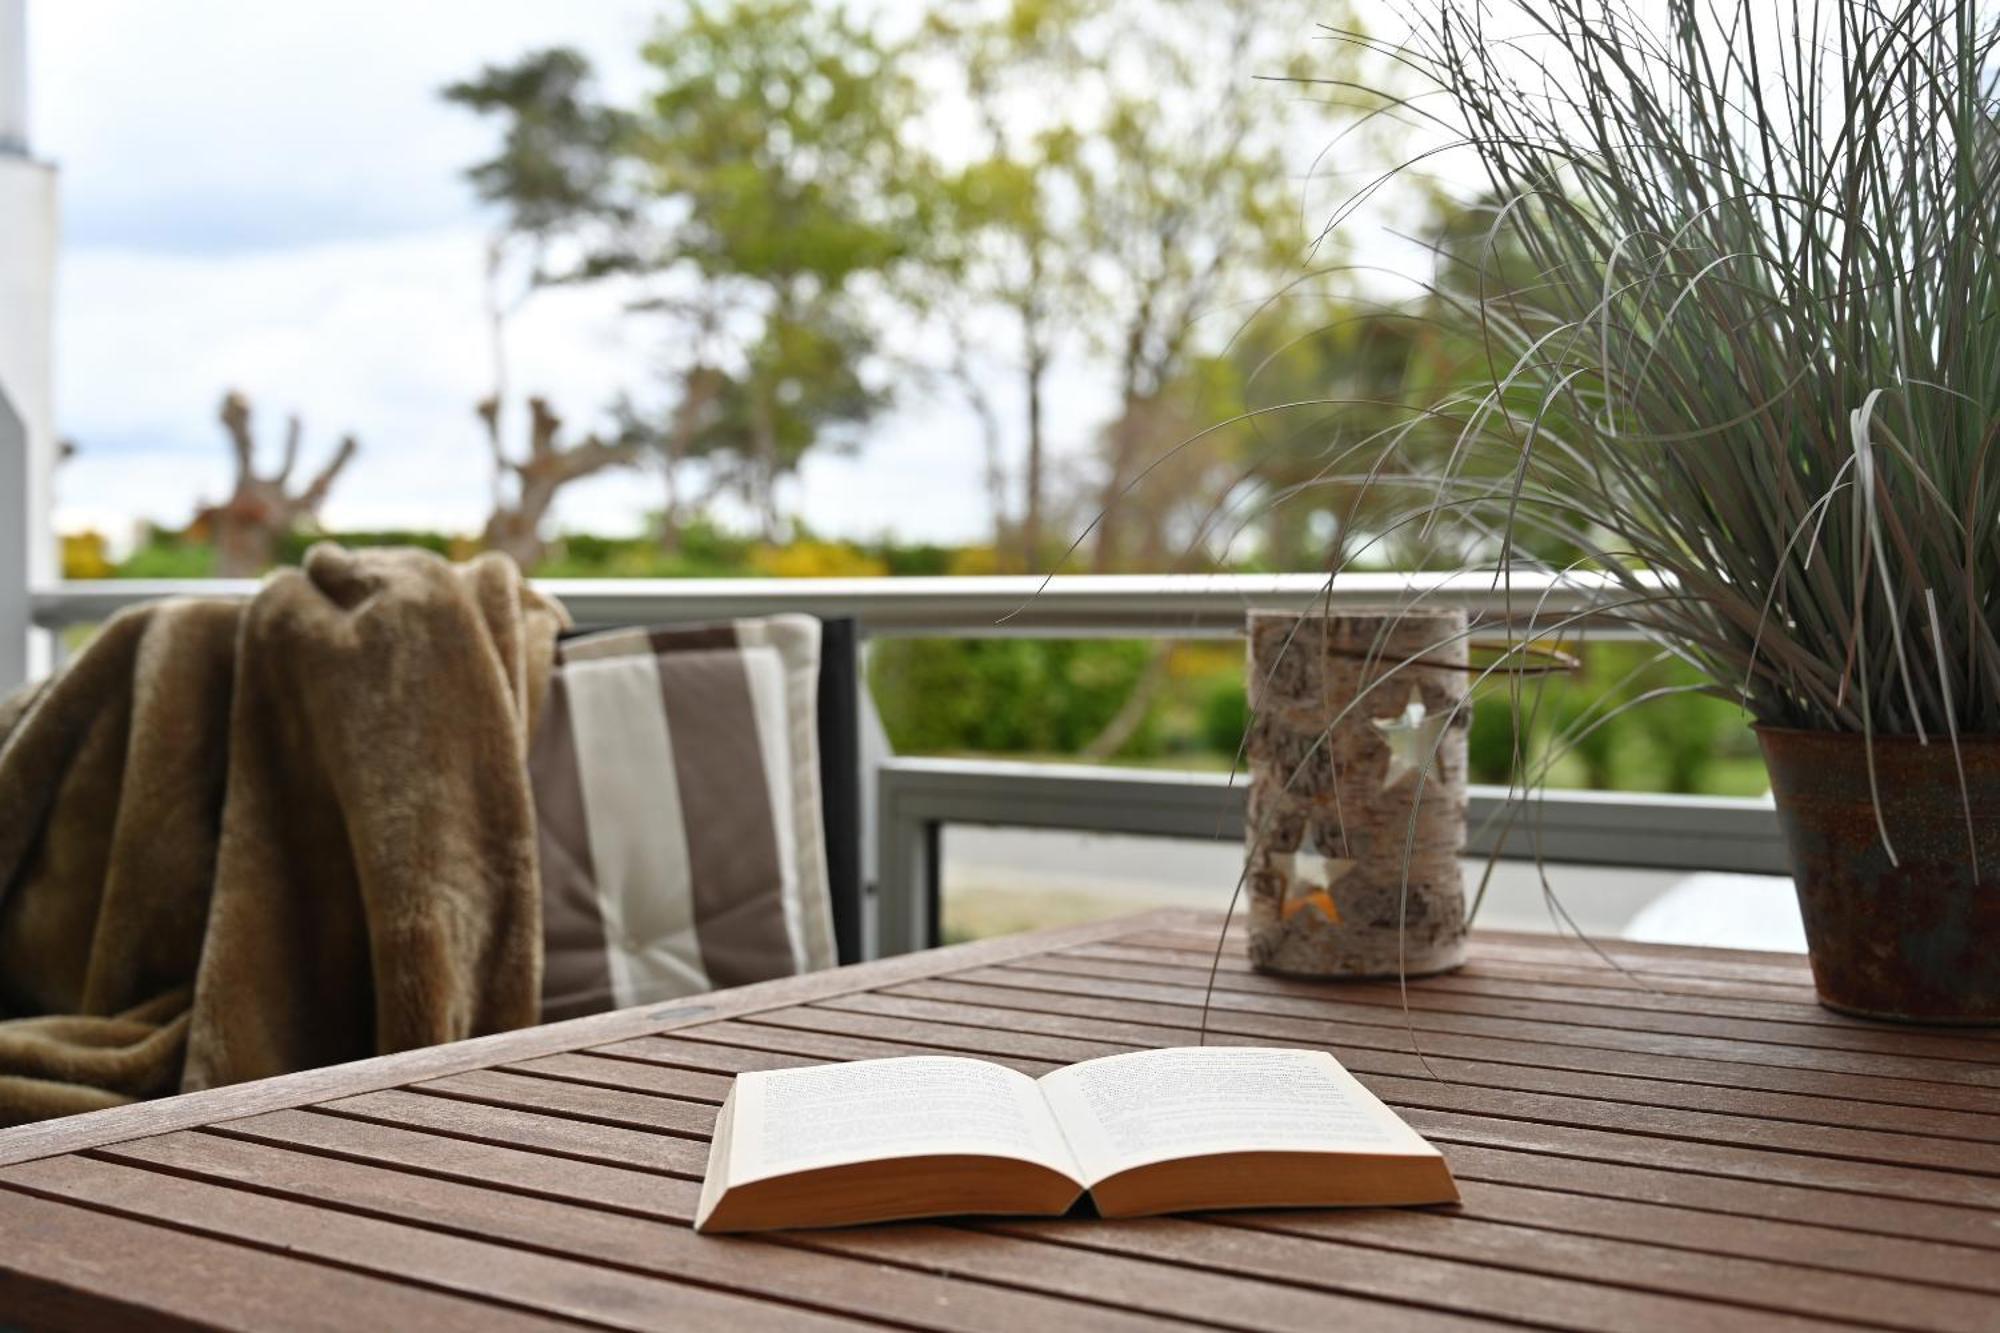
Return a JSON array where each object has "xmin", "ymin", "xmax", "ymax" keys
[{"xmin": 528, "ymin": 616, "xmax": 838, "ymax": 1021}]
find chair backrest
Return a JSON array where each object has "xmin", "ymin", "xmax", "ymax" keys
[{"xmin": 550, "ymin": 614, "xmax": 864, "ymax": 971}]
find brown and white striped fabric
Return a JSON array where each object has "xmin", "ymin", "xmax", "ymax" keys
[{"xmin": 527, "ymin": 616, "xmax": 837, "ymax": 1022}]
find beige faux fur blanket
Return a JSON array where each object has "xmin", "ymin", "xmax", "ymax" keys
[{"xmin": 0, "ymin": 545, "xmax": 566, "ymax": 1126}]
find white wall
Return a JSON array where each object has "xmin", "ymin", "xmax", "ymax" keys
[
  {"xmin": 0, "ymin": 154, "xmax": 58, "ymax": 583},
  {"xmin": 0, "ymin": 0, "xmax": 57, "ymax": 687},
  {"xmin": 0, "ymin": 0, "xmax": 22, "ymax": 154}
]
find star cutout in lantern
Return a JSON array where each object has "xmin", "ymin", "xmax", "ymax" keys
[
  {"xmin": 1371, "ymin": 686, "xmax": 1451, "ymax": 789},
  {"xmin": 1281, "ymin": 849, "xmax": 1357, "ymax": 922}
]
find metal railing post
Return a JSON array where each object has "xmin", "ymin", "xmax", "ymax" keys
[{"xmin": 872, "ymin": 763, "xmax": 941, "ymax": 957}]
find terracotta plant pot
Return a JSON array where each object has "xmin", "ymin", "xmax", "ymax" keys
[{"xmin": 1757, "ymin": 727, "xmax": 2000, "ymax": 1024}]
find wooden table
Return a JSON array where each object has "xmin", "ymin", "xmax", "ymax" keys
[{"xmin": 1, "ymin": 910, "xmax": 1996, "ymax": 1331}]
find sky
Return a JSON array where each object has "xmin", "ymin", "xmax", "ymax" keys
[{"xmin": 30, "ymin": 0, "xmax": 1055, "ymax": 550}]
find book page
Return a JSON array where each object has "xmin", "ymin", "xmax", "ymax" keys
[
  {"xmin": 727, "ymin": 1055, "xmax": 1083, "ymax": 1186},
  {"xmin": 1038, "ymin": 1046, "xmax": 1435, "ymax": 1184}
]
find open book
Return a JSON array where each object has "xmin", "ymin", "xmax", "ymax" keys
[{"xmin": 694, "ymin": 1046, "xmax": 1457, "ymax": 1232}]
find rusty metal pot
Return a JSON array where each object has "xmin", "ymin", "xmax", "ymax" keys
[{"xmin": 1757, "ymin": 726, "xmax": 2000, "ymax": 1024}]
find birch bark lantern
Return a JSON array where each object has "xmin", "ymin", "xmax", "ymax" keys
[{"xmin": 1244, "ymin": 609, "xmax": 1470, "ymax": 977}]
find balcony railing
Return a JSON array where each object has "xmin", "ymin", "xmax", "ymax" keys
[
  {"xmin": 10, "ymin": 569, "xmax": 1785, "ymax": 959},
  {"xmin": 30, "ymin": 568, "xmax": 1646, "ymax": 640}
]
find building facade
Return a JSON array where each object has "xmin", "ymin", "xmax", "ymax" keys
[{"xmin": 0, "ymin": 0, "xmax": 58, "ymax": 687}]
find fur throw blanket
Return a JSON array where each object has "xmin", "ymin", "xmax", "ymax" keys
[{"xmin": 0, "ymin": 545, "xmax": 566, "ymax": 1126}]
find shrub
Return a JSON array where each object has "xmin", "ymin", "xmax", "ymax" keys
[{"xmin": 870, "ymin": 638, "xmax": 1156, "ymax": 756}]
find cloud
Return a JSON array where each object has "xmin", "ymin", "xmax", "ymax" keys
[
  {"xmin": 56, "ymin": 226, "xmax": 636, "ymax": 529},
  {"xmin": 29, "ymin": 0, "xmax": 661, "ymax": 254}
]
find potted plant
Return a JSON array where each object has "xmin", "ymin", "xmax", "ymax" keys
[{"xmin": 1320, "ymin": 0, "xmax": 1999, "ymax": 1021}]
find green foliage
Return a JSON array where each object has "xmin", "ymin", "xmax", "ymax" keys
[
  {"xmin": 1132, "ymin": 297, "xmax": 1479, "ymax": 574},
  {"xmin": 693, "ymin": 309, "xmax": 886, "ymax": 522},
  {"xmin": 916, "ymin": 0, "xmax": 1357, "ymax": 571},
  {"xmin": 115, "ymin": 532, "xmax": 216, "ymax": 579},
  {"xmin": 870, "ymin": 638, "xmax": 1159, "ymax": 756},
  {"xmin": 636, "ymin": 0, "xmax": 929, "ymax": 287},
  {"xmin": 273, "ymin": 530, "xmax": 454, "ymax": 564},
  {"xmin": 871, "ymin": 542, "xmax": 956, "ymax": 577},
  {"xmin": 533, "ymin": 521, "xmax": 757, "ymax": 577},
  {"xmin": 1463, "ymin": 645, "xmax": 1762, "ymax": 796},
  {"xmin": 874, "ymin": 633, "xmax": 1760, "ymax": 794},
  {"xmin": 441, "ymin": 48, "xmax": 630, "ymax": 242},
  {"xmin": 1198, "ymin": 674, "xmax": 1250, "ymax": 758}
]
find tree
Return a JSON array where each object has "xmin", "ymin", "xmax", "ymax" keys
[
  {"xmin": 444, "ymin": 2, "xmax": 934, "ymax": 548},
  {"xmin": 921, "ymin": 0, "xmax": 1096, "ymax": 569},
  {"xmin": 920, "ymin": 0, "xmax": 1352, "ymax": 573},
  {"xmin": 444, "ymin": 49, "xmax": 637, "ymax": 559},
  {"xmin": 622, "ymin": 0, "xmax": 931, "ymax": 540},
  {"xmin": 688, "ymin": 310, "xmax": 884, "ymax": 538},
  {"xmin": 1063, "ymin": 0, "xmax": 1332, "ymax": 571},
  {"xmin": 196, "ymin": 391, "xmax": 357, "ymax": 577},
  {"xmin": 475, "ymin": 395, "xmax": 641, "ymax": 569},
  {"xmin": 1181, "ymin": 298, "xmax": 1466, "ymax": 574}
]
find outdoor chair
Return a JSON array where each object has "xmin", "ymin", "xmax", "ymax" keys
[{"xmin": 531, "ymin": 615, "xmax": 865, "ymax": 1023}]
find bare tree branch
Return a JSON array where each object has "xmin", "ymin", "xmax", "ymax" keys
[
  {"xmin": 219, "ymin": 391, "xmax": 256, "ymax": 477},
  {"xmin": 298, "ymin": 435, "xmax": 360, "ymax": 514},
  {"xmin": 277, "ymin": 415, "xmax": 303, "ymax": 486},
  {"xmin": 198, "ymin": 391, "xmax": 360, "ymax": 575}
]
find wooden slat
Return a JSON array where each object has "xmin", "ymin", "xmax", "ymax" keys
[
  {"xmin": 1113, "ymin": 930, "xmax": 1826, "ymax": 1004},
  {"xmin": 217, "ymin": 1108, "xmax": 707, "ymax": 1218},
  {"xmin": 956, "ymin": 961, "xmax": 2000, "ymax": 1093},
  {"xmin": 892, "ymin": 964, "xmax": 2000, "ymax": 1128},
  {"xmin": 0, "ymin": 1187, "xmax": 570, "ymax": 1332},
  {"xmin": 1007, "ymin": 953, "xmax": 2000, "ymax": 1065},
  {"xmin": 314, "ymin": 1089, "xmax": 712, "ymax": 1176},
  {"xmin": 1067, "ymin": 941, "xmax": 1984, "ymax": 1037},
  {"xmin": 504, "ymin": 1052, "xmax": 735, "ymax": 1102},
  {"xmin": 801, "ymin": 1220, "xmax": 1488, "ymax": 1333},
  {"xmin": 414, "ymin": 1068, "xmax": 718, "ymax": 1136},
  {"xmin": 592, "ymin": 1032, "xmax": 871, "ymax": 1075},
  {"xmin": 1437, "ymin": 955, "xmax": 1828, "ymax": 1005},
  {"xmin": 1439, "ymin": 1177, "xmax": 2000, "ymax": 1298},
  {"xmin": 0, "ymin": 1153, "xmax": 863, "ymax": 1332},
  {"xmin": 1133, "ymin": 925, "xmax": 1827, "ymax": 985},
  {"xmin": 1206, "ymin": 1208, "xmax": 1999, "ymax": 1333},
  {"xmin": 602, "ymin": 1020, "xmax": 1062, "ymax": 1078},
  {"xmin": 0, "ymin": 908, "xmax": 1205, "ymax": 1169},
  {"xmin": 766, "ymin": 996, "xmax": 1995, "ymax": 1186},
  {"xmin": 99, "ymin": 1132, "xmax": 1163, "ymax": 1333},
  {"xmin": 751, "ymin": 1005, "xmax": 1109, "ymax": 1067},
  {"xmin": 966, "ymin": 1214, "xmax": 1890, "ymax": 1333}
]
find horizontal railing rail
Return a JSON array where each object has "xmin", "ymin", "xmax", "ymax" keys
[
  {"xmin": 30, "ymin": 570, "xmax": 1650, "ymax": 639},
  {"xmin": 872, "ymin": 756, "xmax": 1786, "ymax": 955}
]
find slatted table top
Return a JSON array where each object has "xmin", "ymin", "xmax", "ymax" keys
[{"xmin": 1, "ymin": 909, "xmax": 1996, "ymax": 1332}]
